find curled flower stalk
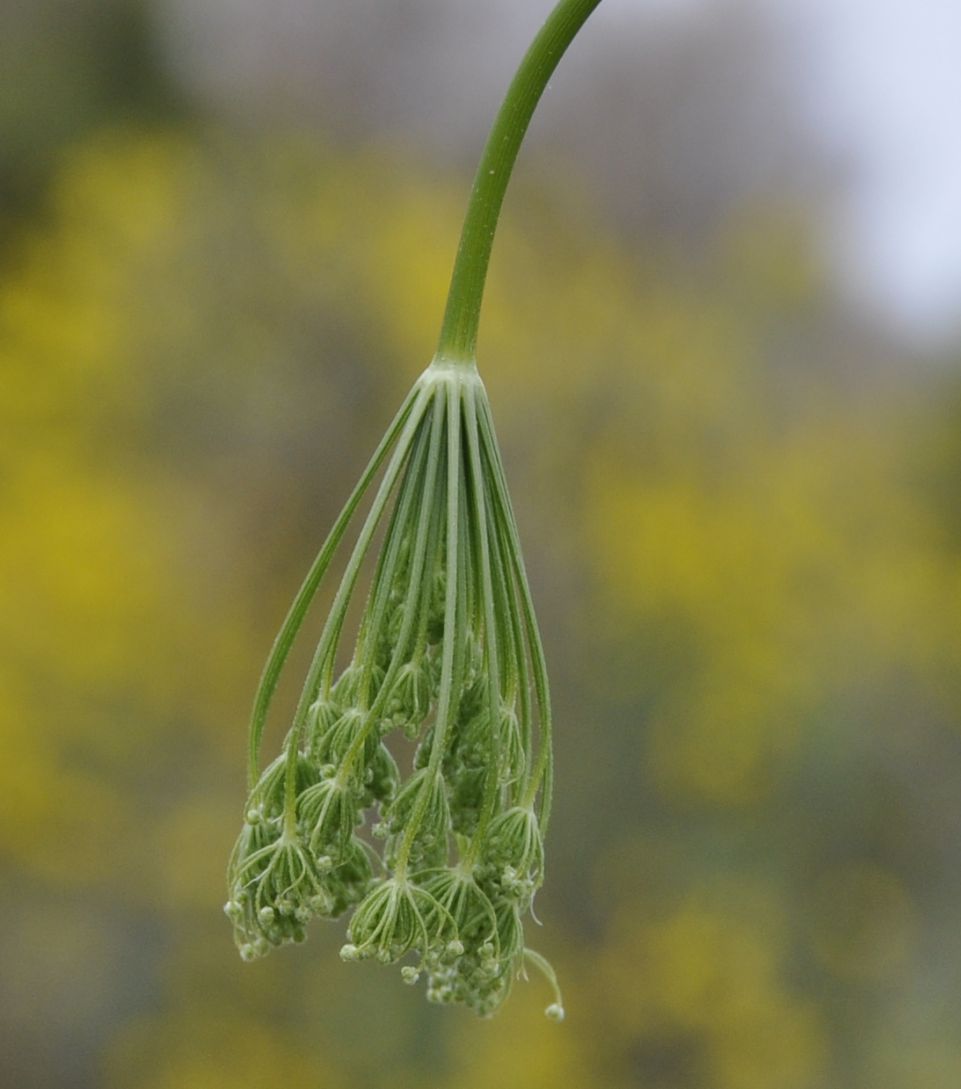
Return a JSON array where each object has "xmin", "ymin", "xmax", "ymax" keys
[{"xmin": 227, "ymin": 0, "xmax": 604, "ymax": 1018}]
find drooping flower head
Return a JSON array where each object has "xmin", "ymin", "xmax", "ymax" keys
[
  {"xmin": 225, "ymin": 0, "xmax": 607, "ymax": 1019},
  {"xmin": 226, "ymin": 358, "xmax": 562, "ymax": 1018}
]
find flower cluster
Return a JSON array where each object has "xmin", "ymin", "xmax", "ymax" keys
[{"xmin": 226, "ymin": 360, "xmax": 562, "ymax": 1018}]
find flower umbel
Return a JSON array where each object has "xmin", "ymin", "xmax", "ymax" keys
[
  {"xmin": 226, "ymin": 0, "xmax": 605, "ymax": 1018},
  {"xmin": 226, "ymin": 361, "xmax": 561, "ymax": 1017}
]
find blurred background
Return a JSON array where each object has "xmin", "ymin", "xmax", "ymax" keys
[{"xmin": 3, "ymin": 0, "xmax": 961, "ymax": 1086}]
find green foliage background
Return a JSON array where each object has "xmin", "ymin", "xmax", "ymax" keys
[{"xmin": 3, "ymin": 7, "xmax": 961, "ymax": 1088}]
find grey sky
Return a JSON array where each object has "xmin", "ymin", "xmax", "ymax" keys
[
  {"xmin": 161, "ymin": 0, "xmax": 961, "ymax": 346},
  {"xmin": 608, "ymin": 0, "xmax": 961, "ymax": 342},
  {"xmin": 781, "ymin": 0, "xmax": 961, "ymax": 342}
]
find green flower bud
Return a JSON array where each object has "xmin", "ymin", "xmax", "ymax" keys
[
  {"xmin": 484, "ymin": 806, "xmax": 544, "ymax": 884},
  {"xmin": 345, "ymin": 878, "xmax": 452, "ymax": 964},
  {"xmin": 383, "ymin": 768, "xmax": 451, "ymax": 869},
  {"xmin": 296, "ymin": 777, "xmax": 360, "ymax": 857}
]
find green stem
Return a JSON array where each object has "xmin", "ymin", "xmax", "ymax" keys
[
  {"xmin": 478, "ymin": 398, "xmax": 553, "ymax": 825},
  {"xmin": 395, "ymin": 381, "xmax": 465, "ymax": 878},
  {"xmin": 336, "ymin": 393, "xmax": 446, "ymax": 782},
  {"xmin": 246, "ymin": 383, "xmax": 420, "ymax": 789},
  {"xmin": 435, "ymin": 0, "xmax": 603, "ymax": 364},
  {"xmin": 461, "ymin": 386, "xmax": 504, "ymax": 865}
]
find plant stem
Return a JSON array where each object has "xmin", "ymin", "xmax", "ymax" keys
[
  {"xmin": 435, "ymin": 0, "xmax": 603, "ymax": 364},
  {"xmin": 245, "ymin": 383, "xmax": 421, "ymax": 789}
]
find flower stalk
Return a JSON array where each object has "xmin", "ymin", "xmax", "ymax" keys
[
  {"xmin": 437, "ymin": 0, "xmax": 604, "ymax": 363},
  {"xmin": 227, "ymin": 0, "xmax": 604, "ymax": 1018}
]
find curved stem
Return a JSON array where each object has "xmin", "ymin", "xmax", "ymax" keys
[
  {"xmin": 279, "ymin": 387, "xmax": 432, "ymax": 830},
  {"xmin": 435, "ymin": 0, "xmax": 603, "ymax": 363},
  {"xmin": 336, "ymin": 393, "xmax": 446, "ymax": 781},
  {"xmin": 353, "ymin": 401, "xmax": 435, "ymax": 698},
  {"xmin": 246, "ymin": 383, "xmax": 420, "ymax": 789},
  {"xmin": 395, "ymin": 381, "xmax": 465, "ymax": 878},
  {"xmin": 477, "ymin": 398, "xmax": 553, "ymax": 828},
  {"xmin": 462, "ymin": 387, "xmax": 504, "ymax": 863}
]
